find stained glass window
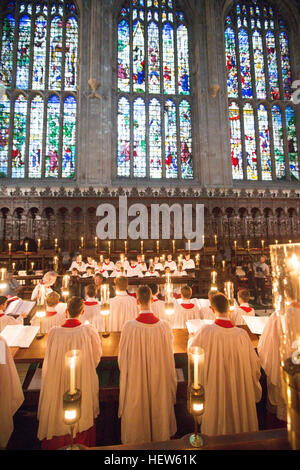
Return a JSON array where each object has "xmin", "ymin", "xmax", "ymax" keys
[
  {"xmin": 117, "ymin": 0, "xmax": 193, "ymax": 180},
  {"xmin": 225, "ymin": 1, "xmax": 299, "ymax": 182},
  {"xmin": 0, "ymin": 1, "xmax": 79, "ymax": 179}
]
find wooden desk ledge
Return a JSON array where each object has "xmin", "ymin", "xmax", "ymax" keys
[{"xmin": 79, "ymin": 428, "xmax": 290, "ymax": 451}]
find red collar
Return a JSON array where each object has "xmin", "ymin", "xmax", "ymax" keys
[
  {"xmin": 130, "ymin": 265, "xmax": 137, "ymax": 269},
  {"xmin": 84, "ymin": 301, "xmax": 98, "ymax": 306},
  {"xmin": 173, "ymin": 293, "xmax": 181, "ymax": 299},
  {"xmin": 128, "ymin": 292, "xmax": 136, "ymax": 298},
  {"xmin": 209, "ymin": 305, "xmax": 215, "ymax": 313},
  {"xmin": 46, "ymin": 311, "xmax": 57, "ymax": 317},
  {"xmin": 61, "ymin": 318, "xmax": 81, "ymax": 328},
  {"xmin": 240, "ymin": 305, "xmax": 253, "ymax": 313},
  {"xmin": 290, "ymin": 302, "xmax": 300, "ymax": 309},
  {"xmin": 215, "ymin": 318, "xmax": 234, "ymax": 328},
  {"xmin": 0, "ymin": 313, "xmax": 4, "ymax": 317},
  {"xmin": 40, "ymin": 281, "xmax": 45, "ymax": 285},
  {"xmin": 152, "ymin": 298, "xmax": 158, "ymax": 302},
  {"xmin": 136, "ymin": 312, "xmax": 160, "ymax": 324},
  {"xmin": 181, "ymin": 303, "xmax": 194, "ymax": 309},
  {"xmin": 104, "ymin": 262, "xmax": 110, "ymax": 265}
]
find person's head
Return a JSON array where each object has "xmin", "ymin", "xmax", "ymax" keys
[
  {"xmin": 167, "ymin": 253, "xmax": 172, "ymax": 261},
  {"xmin": 154, "ymin": 256, "xmax": 159, "ymax": 264},
  {"xmin": 208, "ymin": 288, "xmax": 219, "ymax": 302},
  {"xmin": 0, "ymin": 295, "xmax": 7, "ymax": 310},
  {"xmin": 260, "ymin": 256, "xmax": 266, "ymax": 264},
  {"xmin": 72, "ymin": 267, "xmax": 79, "ymax": 276},
  {"xmin": 149, "ymin": 283, "xmax": 158, "ymax": 297},
  {"xmin": 137, "ymin": 255, "xmax": 142, "ymax": 263},
  {"xmin": 130, "ymin": 258, "xmax": 137, "ymax": 266},
  {"xmin": 76, "ymin": 254, "xmax": 82, "ymax": 263},
  {"xmin": 87, "ymin": 256, "xmax": 93, "ymax": 264},
  {"xmin": 181, "ymin": 285, "xmax": 192, "ymax": 300},
  {"xmin": 104, "ymin": 257, "xmax": 110, "ymax": 263},
  {"xmin": 137, "ymin": 285, "xmax": 152, "ymax": 310},
  {"xmin": 86, "ymin": 284, "xmax": 96, "ymax": 299},
  {"xmin": 67, "ymin": 296, "xmax": 84, "ymax": 318},
  {"xmin": 115, "ymin": 276, "xmax": 128, "ymax": 292},
  {"xmin": 164, "ymin": 266, "xmax": 171, "ymax": 274},
  {"xmin": 94, "ymin": 273, "xmax": 103, "ymax": 286},
  {"xmin": 115, "ymin": 261, "xmax": 121, "ymax": 270},
  {"xmin": 46, "ymin": 291, "xmax": 60, "ymax": 308},
  {"xmin": 211, "ymin": 293, "xmax": 229, "ymax": 316},
  {"xmin": 237, "ymin": 288, "xmax": 250, "ymax": 304},
  {"xmin": 185, "ymin": 253, "xmax": 190, "ymax": 260},
  {"xmin": 149, "ymin": 265, "xmax": 155, "ymax": 273},
  {"xmin": 86, "ymin": 266, "xmax": 93, "ymax": 276},
  {"xmin": 43, "ymin": 271, "xmax": 57, "ymax": 287}
]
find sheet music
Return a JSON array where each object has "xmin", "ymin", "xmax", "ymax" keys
[
  {"xmin": 5, "ymin": 299, "xmax": 35, "ymax": 317},
  {"xmin": 176, "ymin": 368, "xmax": 185, "ymax": 383},
  {"xmin": 5, "ymin": 299, "xmax": 22, "ymax": 315},
  {"xmin": 242, "ymin": 316, "xmax": 269, "ymax": 335},
  {"xmin": 186, "ymin": 318, "xmax": 213, "ymax": 335},
  {"xmin": 1, "ymin": 325, "xmax": 40, "ymax": 347}
]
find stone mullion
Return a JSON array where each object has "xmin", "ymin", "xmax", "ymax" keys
[
  {"xmin": 239, "ymin": 102, "xmax": 248, "ymax": 181},
  {"xmin": 253, "ymin": 102, "xmax": 262, "ymax": 181},
  {"xmin": 281, "ymin": 104, "xmax": 291, "ymax": 182},
  {"xmin": 144, "ymin": 5, "xmax": 150, "ymax": 181},
  {"xmin": 268, "ymin": 105, "xmax": 277, "ymax": 181},
  {"xmin": 174, "ymin": 20, "xmax": 181, "ymax": 181},
  {"xmin": 27, "ymin": 7, "xmax": 35, "ymax": 93},
  {"xmin": 159, "ymin": 5, "xmax": 166, "ymax": 180},
  {"xmin": 58, "ymin": 14, "xmax": 67, "ymax": 179},
  {"xmin": 234, "ymin": 23, "xmax": 245, "ymax": 181},
  {"xmin": 274, "ymin": 13, "xmax": 285, "ymax": 102},
  {"xmin": 10, "ymin": 2, "xmax": 20, "ymax": 90}
]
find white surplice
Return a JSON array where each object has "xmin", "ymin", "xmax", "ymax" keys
[
  {"xmin": 0, "ymin": 336, "xmax": 24, "ymax": 448},
  {"xmin": 118, "ymin": 318, "xmax": 177, "ymax": 444},
  {"xmin": 257, "ymin": 312, "xmax": 287, "ymax": 421},
  {"xmin": 80, "ymin": 299, "xmax": 104, "ymax": 332},
  {"xmin": 150, "ymin": 297, "xmax": 166, "ymax": 318},
  {"xmin": 172, "ymin": 299, "xmax": 201, "ymax": 329},
  {"xmin": 189, "ymin": 322, "xmax": 262, "ymax": 436},
  {"xmin": 30, "ymin": 304, "xmax": 67, "ymax": 333},
  {"xmin": 0, "ymin": 314, "xmax": 23, "ymax": 332},
  {"xmin": 230, "ymin": 303, "xmax": 255, "ymax": 326},
  {"xmin": 37, "ymin": 323, "xmax": 102, "ymax": 441},
  {"xmin": 108, "ymin": 291, "xmax": 139, "ymax": 331},
  {"xmin": 31, "ymin": 282, "xmax": 53, "ymax": 301}
]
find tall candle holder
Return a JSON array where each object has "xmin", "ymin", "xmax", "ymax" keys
[
  {"xmin": 62, "ymin": 275, "xmax": 70, "ymax": 302},
  {"xmin": 108, "ymin": 241, "xmax": 111, "ymax": 256},
  {"xmin": 100, "ymin": 284, "xmax": 110, "ymax": 338},
  {"xmin": 164, "ymin": 275, "xmax": 174, "ymax": 321},
  {"xmin": 0, "ymin": 267, "xmax": 7, "ymax": 294},
  {"xmin": 187, "ymin": 346, "xmax": 205, "ymax": 448},
  {"xmin": 140, "ymin": 240, "xmax": 143, "ymax": 255},
  {"xmin": 172, "ymin": 240, "xmax": 175, "ymax": 254},
  {"xmin": 195, "ymin": 254, "xmax": 200, "ymax": 268},
  {"xmin": 36, "ymin": 305, "xmax": 46, "ymax": 339},
  {"xmin": 63, "ymin": 350, "xmax": 82, "ymax": 450},
  {"xmin": 224, "ymin": 281, "xmax": 234, "ymax": 313},
  {"xmin": 156, "ymin": 240, "xmax": 159, "ymax": 254},
  {"xmin": 270, "ymin": 243, "xmax": 300, "ymax": 450}
]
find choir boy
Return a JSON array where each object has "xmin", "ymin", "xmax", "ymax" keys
[
  {"xmin": 108, "ymin": 276, "xmax": 138, "ymax": 331},
  {"xmin": 103, "ymin": 257, "xmax": 115, "ymax": 272},
  {"xmin": 68, "ymin": 268, "xmax": 82, "ymax": 297},
  {"xmin": 173, "ymin": 285, "xmax": 201, "ymax": 328},
  {"xmin": 0, "ymin": 336, "xmax": 24, "ymax": 448},
  {"xmin": 110, "ymin": 261, "xmax": 123, "ymax": 278},
  {"xmin": 230, "ymin": 288, "xmax": 255, "ymax": 326},
  {"xmin": 118, "ymin": 285, "xmax": 177, "ymax": 444},
  {"xmin": 37, "ymin": 297, "xmax": 102, "ymax": 450},
  {"xmin": 30, "ymin": 292, "xmax": 66, "ymax": 333},
  {"xmin": 145, "ymin": 265, "xmax": 159, "ymax": 277},
  {"xmin": 189, "ymin": 293, "xmax": 262, "ymax": 436},
  {"xmin": 80, "ymin": 284, "xmax": 103, "ymax": 332},
  {"xmin": 126, "ymin": 258, "xmax": 143, "ymax": 277},
  {"xmin": 94, "ymin": 273, "xmax": 104, "ymax": 300},
  {"xmin": 86, "ymin": 256, "xmax": 97, "ymax": 269},
  {"xmin": 199, "ymin": 289, "xmax": 219, "ymax": 320},
  {"xmin": 82, "ymin": 266, "xmax": 94, "ymax": 278},
  {"xmin": 69, "ymin": 254, "xmax": 86, "ymax": 273},
  {"xmin": 165, "ymin": 254, "xmax": 177, "ymax": 272},
  {"xmin": 153, "ymin": 256, "xmax": 163, "ymax": 272},
  {"xmin": 182, "ymin": 253, "xmax": 195, "ymax": 271}
]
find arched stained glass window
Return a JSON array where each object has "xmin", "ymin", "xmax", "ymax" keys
[
  {"xmin": 225, "ymin": 1, "xmax": 299, "ymax": 182},
  {"xmin": 0, "ymin": 1, "xmax": 79, "ymax": 179},
  {"xmin": 117, "ymin": 0, "xmax": 193, "ymax": 180}
]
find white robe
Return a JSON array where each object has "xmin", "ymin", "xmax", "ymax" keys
[
  {"xmin": 189, "ymin": 322, "xmax": 262, "ymax": 436},
  {"xmin": 31, "ymin": 283, "xmax": 53, "ymax": 301},
  {"xmin": 199, "ymin": 300, "xmax": 215, "ymax": 320},
  {"xmin": 37, "ymin": 323, "xmax": 102, "ymax": 441},
  {"xmin": 172, "ymin": 299, "xmax": 201, "ymax": 329},
  {"xmin": 145, "ymin": 270, "xmax": 159, "ymax": 277},
  {"xmin": 118, "ymin": 319, "xmax": 177, "ymax": 444},
  {"xmin": 126, "ymin": 265, "xmax": 142, "ymax": 277},
  {"xmin": 0, "ymin": 314, "xmax": 23, "ymax": 332},
  {"xmin": 108, "ymin": 292, "xmax": 139, "ymax": 331},
  {"xmin": 230, "ymin": 303, "xmax": 255, "ymax": 326},
  {"xmin": 151, "ymin": 298, "xmax": 166, "ymax": 319},
  {"xmin": 69, "ymin": 261, "xmax": 86, "ymax": 273},
  {"xmin": 182, "ymin": 258, "xmax": 195, "ymax": 270},
  {"xmin": 80, "ymin": 299, "xmax": 104, "ymax": 332},
  {"xmin": 102, "ymin": 261, "xmax": 115, "ymax": 272},
  {"xmin": 30, "ymin": 305, "xmax": 67, "ymax": 334},
  {"xmin": 257, "ymin": 312, "xmax": 287, "ymax": 421},
  {"xmin": 165, "ymin": 260, "xmax": 177, "ymax": 271},
  {"xmin": 0, "ymin": 336, "xmax": 24, "ymax": 448}
]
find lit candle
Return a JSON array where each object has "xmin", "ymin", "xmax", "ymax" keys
[
  {"xmin": 100, "ymin": 254, "xmax": 103, "ymax": 263},
  {"xmin": 108, "ymin": 241, "xmax": 111, "ymax": 254},
  {"xmin": 31, "ymin": 262, "xmax": 34, "ymax": 271},
  {"xmin": 172, "ymin": 240, "xmax": 175, "ymax": 254},
  {"xmin": 202, "ymin": 235, "xmax": 205, "ymax": 247},
  {"xmin": 212, "ymin": 255, "xmax": 215, "ymax": 266},
  {"xmin": 188, "ymin": 240, "xmax": 191, "ymax": 253},
  {"xmin": 63, "ymin": 275, "xmax": 70, "ymax": 289},
  {"xmin": 37, "ymin": 238, "xmax": 41, "ymax": 250},
  {"xmin": 211, "ymin": 271, "xmax": 217, "ymax": 284},
  {"xmin": 94, "ymin": 236, "xmax": 98, "ymax": 249},
  {"xmin": 140, "ymin": 240, "xmax": 144, "ymax": 254},
  {"xmin": 142, "ymin": 254, "xmax": 145, "ymax": 262},
  {"xmin": 196, "ymin": 254, "xmax": 200, "ymax": 267},
  {"xmin": 25, "ymin": 242, "xmax": 28, "ymax": 253},
  {"xmin": 12, "ymin": 262, "xmax": 16, "ymax": 271},
  {"xmin": 234, "ymin": 240, "xmax": 237, "ymax": 251},
  {"xmin": 53, "ymin": 256, "xmax": 58, "ymax": 271},
  {"xmin": 70, "ymin": 354, "xmax": 76, "ymax": 395},
  {"xmin": 261, "ymin": 240, "xmax": 265, "ymax": 250},
  {"xmin": 156, "ymin": 240, "xmax": 159, "ymax": 254},
  {"xmin": 192, "ymin": 349, "xmax": 204, "ymax": 390},
  {"xmin": 289, "ymin": 240, "xmax": 292, "ymax": 244},
  {"xmin": 0, "ymin": 268, "xmax": 6, "ymax": 281},
  {"xmin": 124, "ymin": 240, "xmax": 127, "ymax": 254},
  {"xmin": 54, "ymin": 238, "xmax": 58, "ymax": 249},
  {"xmin": 247, "ymin": 240, "xmax": 250, "ymax": 251},
  {"xmin": 8, "ymin": 242, "xmax": 11, "ymax": 255},
  {"xmin": 80, "ymin": 237, "xmax": 84, "ymax": 248},
  {"xmin": 214, "ymin": 234, "xmax": 217, "ymax": 246},
  {"xmin": 275, "ymin": 240, "xmax": 278, "ymax": 245},
  {"xmin": 222, "ymin": 260, "xmax": 226, "ymax": 271}
]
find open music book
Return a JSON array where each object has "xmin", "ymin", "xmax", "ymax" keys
[
  {"xmin": 5, "ymin": 299, "xmax": 36, "ymax": 317},
  {"xmin": 1, "ymin": 325, "xmax": 40, "ymax": 348},
  {"xmin": 241, "ymin": 315, "xmax": 269, "ymax": 335}
]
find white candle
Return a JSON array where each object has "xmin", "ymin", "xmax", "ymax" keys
[
  {"xmin": 8, "ymin": 242, "xmax": 11, "ymax": 254},
  {"xmin": 63, "ymin": 275, "xmax": 70, "ymax": 289},
  {"xmin": 94, "ymin": 236, "xmax": 98, "ymax": 248},
  {"xmin": 140, "ymin": 240, "xmax": 143, "ymax": 254},
  {"xmin": 194, "ymin": 354, "xmax": 199, "ymax": 389},
  {"xmin": 70, "ymin": 355, "xmax": 76, "ymax": 395}
]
